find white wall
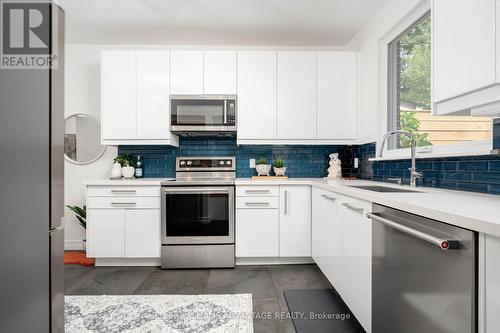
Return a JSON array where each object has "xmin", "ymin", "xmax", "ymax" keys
[
  {"xmin": 64, "ymin": 44, "xmax": 117, "ymax": 249},
  {"xmin": 347, "ymin": 0, "xmax": 425, "ymax": 143}
]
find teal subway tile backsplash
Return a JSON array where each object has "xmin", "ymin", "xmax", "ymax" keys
[
  {"xmin": 351, "ymin": 142, "xmax": 500, "ymax": 195},
  {"xmin": 118, "ymin": 138, "xmax": 500, "ymax": 195},
  {"xmin": 118, "ymin": 137, "xmax": 343, "ymax": 178}
]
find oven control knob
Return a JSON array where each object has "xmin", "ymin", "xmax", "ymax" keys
[
  {"xmin": 219, "ymin": 161, "xmax": 225, "ymax": 166},
  {"xmin": 226, "ymin": 161, "xmax": 231, "ymax": 165},
  {"xmin": 180, "ymin": 161, "xmax": 186, "ymax": 166},
  {"xmin": 186, "ymin": 161, "xmax": 192, "ymax": 166}
]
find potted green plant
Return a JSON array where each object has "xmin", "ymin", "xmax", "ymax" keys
[
  {"xmin": 66, "ymin": 205, "xmax": 87, "ymax": 251},
  {"xmin": 114, "ymin": 153, "xmax": 136, "ymax": 178},
  {"xmin": 255, "ymin": 157, "xmax": 271, "ymax": 176},
  {"xmin": 273, "ymin": 158, "xmax": 287, "ymax": 176}
]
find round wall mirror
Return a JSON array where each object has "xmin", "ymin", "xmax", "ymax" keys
[{"xmin": 64, "ymin": 114, "xmax": 106, "ymax": 165}]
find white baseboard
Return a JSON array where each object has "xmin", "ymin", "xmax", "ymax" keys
[
  {"xmin": 65, "ymin": 240, "xmax": 84, "ymax": 251},
  {"xmin": 236, "ymin": 257, "xmax": 314, "ymax": 265}
]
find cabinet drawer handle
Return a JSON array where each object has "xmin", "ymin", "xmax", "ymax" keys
[
  {"xmin": 111, "ymin": 190, "xmax": 137, "ymax": 194},
  {"xmin": 111, "ymin": 202, "xmax": 137, "ymax": 206},
  {"xmin": 342, "ymin": 202, "xmax": 364, "ymax": 214},
  {"xmin": 321, "ymin": 194, "xmax": 336, "ymax": 201},
  {"xmin": 245, "ymin": 202, "xmax": 270, "ymax": 206},
  {"xmin": 245, "ymin": 189, "xmax": 270, "ymax": 194}
]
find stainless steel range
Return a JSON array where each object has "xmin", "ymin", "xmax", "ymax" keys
[{"xmin": 161, "ymin": 157, "xmax": 236, "ymax": 269}]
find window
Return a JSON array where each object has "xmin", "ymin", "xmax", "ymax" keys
[{"xmin": 387, "ymin": 14, "xmax": 492, "ymax": 152}]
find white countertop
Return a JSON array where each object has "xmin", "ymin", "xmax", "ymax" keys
[
  {"xmin": 236, "ymin": 178, "xmax": 500, "ymax": 238},
  {"xmin": 83, "ymin": 177, "xmax": 500, "ymax": 237},
  {"xmin": 83, "ymin": 178, "xmax": 172, "ymax": 186}
]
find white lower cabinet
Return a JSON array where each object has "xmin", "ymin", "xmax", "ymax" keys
[
  {"xmin": 236, "ymin": 208, "xmax": 279, "ymax": 257},
  {"xmin": 312, "ymin": 188, "xmax": 341, "ymax": 287},
  {"xmin": 279, "ymin": 186, "xmax": 311, "ymax": 257},
  {"xmin": 337, "ymin": 195, "xmax": 372, "ymax": 333},
  {"xmin": 86, "ymin": 185, "xmax": 161, "ymax": 259},
  {"xmin": 87, "ymin": 208, "xmax": 161, "ymax": 258},
  {"xmin": 87, "ymin": 209, "xmax": 125, "ymax": 257},
  {"xmin": 482, "ymin": 234, "xmax": 500, "ymax": 332},
  {"xmin": 235, "ymin": 185, "xmax": 311, "ymax": 258},
  {"xmin": 124, "ymin": 210, "xmax": 161, "ymax": 258},
  {"xmin": 312, "ymin": 190, "xmax": 372, "ymax": 333}
]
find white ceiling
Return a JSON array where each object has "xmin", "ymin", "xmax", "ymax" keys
[{"xmin": 60, "ymin": 0, "xmax": 385, "ymax": 46}]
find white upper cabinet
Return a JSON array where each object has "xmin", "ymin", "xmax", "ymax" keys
[
  {"xmin": 170, "ymin": 50, "xmax": 204, "ymax": 95},
  {"xmin": 277, "ymin": 52, "xmax": 317, "ymax": 140},
  {"xmin": 432, "ymin": 0, "xmax": 500, "ymax": 115},
  {"xmin": 204, "ymin": 51, "xmax": 237, "ymax": 95},
  {"xmin": 317, "ymin": 52, "xmax": 357, "ymax": 140},
  {"xmin": 136, "ymin": 50, "xmax": 171, "ymax": 140},
  {"xmin": 101, "ymin": 50, "xmax": 178, "ymax": 146},
  {"xmin": 279, "ymin": 185, "xmax": 312, "ymax": 257},
  {"xmin": 103, "ymin": 49, "xmax": 359, "ymax": 144},
  {"xmin": 101, "ymin": 50, "xmax": 137, "ymax": 140},
  {"xmin": 237, "ymin": 51, "xmax": 277, "ymax": 141}
]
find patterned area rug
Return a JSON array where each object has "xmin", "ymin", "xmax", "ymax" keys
[{"xmin": 65, "ymin": 294, "xmax": 253, "ymax": 333}]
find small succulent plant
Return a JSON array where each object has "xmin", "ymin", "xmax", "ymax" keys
[
  {"xmin": 273, "ymin": 158, "xmax": 285, "ymax": 168},
  {"xmin": 256, "ymin": 158, "xmax": 269, "ymax": 165}
]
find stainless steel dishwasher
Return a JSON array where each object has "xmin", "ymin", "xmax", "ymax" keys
[{"xmin": 367, "ymin": 204, "xmax": 476, "ymax": 333}]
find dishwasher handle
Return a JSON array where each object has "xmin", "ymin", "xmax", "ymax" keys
[{"xmin": 366, "ymin": 212, "xmax": 459, "ymax": 250}]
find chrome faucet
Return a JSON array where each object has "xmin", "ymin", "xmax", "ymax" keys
[{"xmin": 378, "ymin": 130, "xmax": 422, "ymax": 187}]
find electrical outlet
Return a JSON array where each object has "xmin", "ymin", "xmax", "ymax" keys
[
  {"xmin": 354, "ymin": 158, "xmax": 359, "ymax": 168},
  {"xmin": 249, "ymin": 159, "xmax": 256, "ymax": 168}
]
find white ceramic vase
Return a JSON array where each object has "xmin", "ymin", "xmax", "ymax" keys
[
  {"xmin": 255, "ymin": 164, "xmax": 271, "ymax": 176},
  {"xmin": 111, "ymin": 162, "xmax": 122, "ymax": 178},
  {"xmin": 121, "ymin": 166, "xmax": 135, "ymax": 178},
  {"xmin": 273, "ymin": 167, "xmax": 287, "ymax": 176}
]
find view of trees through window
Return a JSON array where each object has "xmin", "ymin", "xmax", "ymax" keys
[{"xmin": 391, "ymin": 15, "xmax": 491, "ymax": 149}]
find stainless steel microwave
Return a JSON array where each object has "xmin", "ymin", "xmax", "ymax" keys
[{"xmin": 170, "ymin": 95, "xmax": 237, "ymax": 135}]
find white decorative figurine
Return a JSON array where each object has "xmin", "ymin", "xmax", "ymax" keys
[{"xmin": 327, "ymin": 153, "xmax": 342, "ymax": 180}]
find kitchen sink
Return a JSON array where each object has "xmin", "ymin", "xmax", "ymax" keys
[{"xmin": 349, "ymin": 185, "xmax": 422, "ymax": 193}]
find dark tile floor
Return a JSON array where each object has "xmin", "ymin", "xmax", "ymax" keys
[{"xmin": 65, "ymin": 264, "xmax": 333, "ymax": 333}]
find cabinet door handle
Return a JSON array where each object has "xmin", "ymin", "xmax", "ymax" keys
[
  {"xmin": 111, "ymin": 190, "xmax": 136, "ymax": 194},
  {"xmin": 245, "ymin": 189, "xmax": 270, "ymax": 194},
  {"xmin": 342, "ymin": 202, "xmax": 364, "ymax": 214},
  {"xmin": 111, "ymin": 202, "xmax": 137, "ymax": 206},
  {"xmin": 284, "ymin": 190, "xmax": 288, "ymax": 215},
  {"xmin": 245, "ymin": 202, "xmax": 270, "ymax": 206},
  {"xmin": 321, "ymin": 194, "xmax": 336, "ymax": 201}
]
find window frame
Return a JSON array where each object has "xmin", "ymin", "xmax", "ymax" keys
[{"xmin": 374, "ymin": 0, "xmax": 492, "ymax": 161}]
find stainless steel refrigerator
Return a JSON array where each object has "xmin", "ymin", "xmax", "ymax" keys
[{"xmin": 0, "ymin": 3, "xmax": 65, "ymax": 332}]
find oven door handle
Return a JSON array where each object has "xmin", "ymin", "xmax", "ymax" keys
[{"xmin": 163, "ymin": 187, "xmax": 231, "ymax": 194}]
